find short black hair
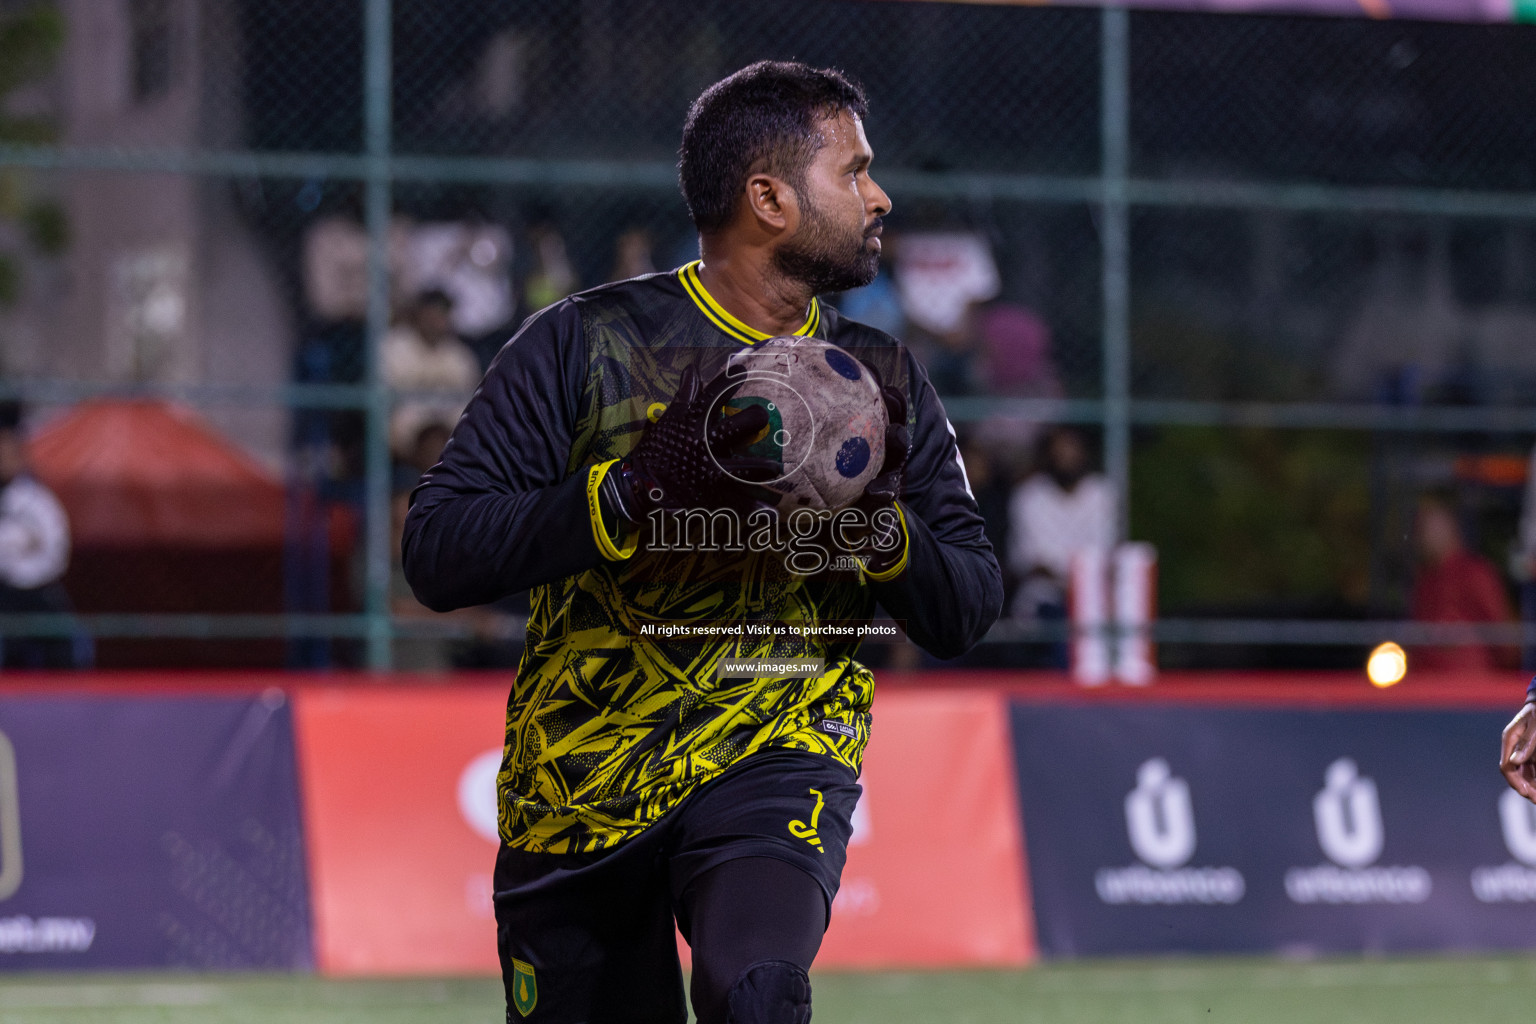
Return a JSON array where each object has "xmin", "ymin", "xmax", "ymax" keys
[
  {"xmin": 0, "ymin": 401, "xmax": 20, "ymax": 432},
  {"xmin": 679, "ymin": 60, "xmax": 869, "ymax": 235}
]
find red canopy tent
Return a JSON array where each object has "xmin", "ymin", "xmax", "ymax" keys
[
  {"xmin": 31, "ymin": 399, "xmax": 288, "ymax": 548},
  {"xmin": 28, "ymin": 400, "xmax": 356, "ymax": 667}
]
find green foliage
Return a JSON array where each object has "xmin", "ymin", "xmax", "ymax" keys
[
  {"xmin": 0, "ymin": 4, "xmax": 63, "ymax": 145},
  {"xmin": 1131, "ymin": 426, "xmax": 1371, "ymax": 613},
  {"xmin": 0, "ymin": 255, "xmax": 18, "ymax": 306},
  {"xmin": 0, "ymin": 4, "xmax": 64, "ymax": 97},
  {"xmin": 0, "ymin": 4, "xmax": 66, "ymax": 307},
  {"xmin": 21, "ymin": 197, "xmax": 66, "ymax": 253},
  {"xmin": 1133, "ymin": 311, "xmax": 1316, "ymax": 402}
]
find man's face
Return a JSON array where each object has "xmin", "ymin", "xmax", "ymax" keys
[
  {"xmin": 416, "ymin": 301, "xmax": 455, "ymax": 344},
  {"xmin": 772, "ymin": 111, "xmax": 891, "ymax": 294},
  {"xmin": 1416, "ymin": 501, "xmax": 1461, "ymax": 563}
]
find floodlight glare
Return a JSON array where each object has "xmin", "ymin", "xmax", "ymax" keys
[{"xmin": 1367, "ymin": 641, "xmax": 1407, "ymax": 688}]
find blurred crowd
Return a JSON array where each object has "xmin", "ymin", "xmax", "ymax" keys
[{"xmin": 6, "ymin": 218, "xmax": 1536, "ymax": 676}]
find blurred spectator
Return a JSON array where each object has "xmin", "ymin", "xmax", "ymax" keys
[
  {"xmin": 834, "ymin": 267, "xmax": 904, "ymax": 339},
  {"xmin": 609, "ymin": 228, "xmax": 657, "ymax": 282},
  {"xmin": 894, "ymin": 232, "xmax": 1000, "ymax": 337},
  {"xmin": 1410, "ymin": 490, "xmax": 1515, "ymax": 672},
  {"xmin": 401, "ymin": 420, "xmax": 453, "ymax": 479},
  {"xmin": 390, "ymin": 481, "xmax": 520, "ymax": 672},
  {"xmin": 1008, "ymin": 427, "xmax": 1116, "ymax": 664},
  {"xmin": 977, "ymin": 303, "xmax": 1062, "ymax": 399},
  {"xmin": 390, "ymin": 484, "xmax": 454, "ymax": 671},
  {"xmin": 1520, "ymin": 443, "xmax": 1536, "ymax": 669},
  {"xmin": 302, "ymin": 213, "xmax": 412, "ymax": 323},
  {"xmin": 382, "ymin": 288, "xmax": 481, "ymax": 461},
  {"xmin": 960, "ymin": 435, "xmax": 1016, "ymax": 608},
  {"xmin": 909, "ymin": 303, "xmax": 983, "ymax": 397},
  {"xmin": 0, "ymin": 403, "xmax": 77, "ymax": 669},
  {"xmin": 406, "ymin": 222, "xmax": 515, "ymax": 343},
  {"xmin": 523, "ymin": 222, "xmax": 579, "ymax": 311},
  {"xmin": 892, "ymin": 233, "xmax": 1001, "ymax": 397}
]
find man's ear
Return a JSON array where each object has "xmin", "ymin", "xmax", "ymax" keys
[{"xmin": 745, "ymin": 172, "xmax": 797, "ymax": 235}]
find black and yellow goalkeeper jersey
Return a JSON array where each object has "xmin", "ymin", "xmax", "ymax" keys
[{"xmin": 404, "ymin": 263, "xmax": 1002, "ymax": 853}]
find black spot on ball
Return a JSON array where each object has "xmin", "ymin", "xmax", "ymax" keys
[
  {"xmin": 824, "ymin": 348, "xmax": 862, "ymax": 381},
  {"xmin": 836, "ymin": 437, "xmax": 871, "ymax": 478}
]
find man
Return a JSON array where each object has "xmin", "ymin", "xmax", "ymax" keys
[
  {"xmin": 1408, "ymin": 491, "xmax": 1513, "ymax": 672},
  {"xmin": 0, "ymin": 402, "xmax": 73, "ymax": 668},
  {"xmin": 382, "ymin": 287, "xmax": 481, "ymax": 462},
  {"xmin": 1516, "ymin": 441, "xmax": 1536, "ymax": 668},
  {"xmin": 404, "ymin": 61, "xmax": 1000, "ymax": 1024},
  {"xmin": 1502, "ymin": 447, "xmax": 1536, "ymax": 808},
  {"xmin": 1008, "ymin": 426, "xmax": 1115, "ymax": 666}
]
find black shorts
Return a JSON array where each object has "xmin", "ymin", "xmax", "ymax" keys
[{"xmin": 493, "ymin": 749, "xmax": 861, "ymax": 1024}]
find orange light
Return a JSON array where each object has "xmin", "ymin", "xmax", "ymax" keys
[{"xmin": 1367, "ymin": 641, "xmax": 1407, "ymax": 688}]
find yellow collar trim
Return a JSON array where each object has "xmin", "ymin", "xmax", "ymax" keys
[{"xmin": 678, "ymin": 261, "xmax": 819, "ymax": 345}]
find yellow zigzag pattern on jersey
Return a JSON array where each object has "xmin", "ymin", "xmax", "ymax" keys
[
  {"xmin": 499, "ymin": 544, "xmax": 874, "ymax": 853},
  {"xmin": 495, "ymin": 278, "xmax": 877, "ymax": 854}
]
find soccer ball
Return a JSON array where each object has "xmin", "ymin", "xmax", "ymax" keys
[{"xmin": 716, "ymin": 336, "xmax": 887, "ymax": 512}]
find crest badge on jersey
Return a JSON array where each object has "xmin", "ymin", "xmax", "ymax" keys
[{"xmin": 511, "ymin": 957, "xmax": 537, "ymax": 1016}]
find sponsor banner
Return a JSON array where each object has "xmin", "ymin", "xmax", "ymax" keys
[
  {"xmin": 0, "ymin": 691, "xmax": 312, "ymax": 969},
  {"xmin": 296, "ymin": 684, "xmax": 1033, "ymax": 974},
  {"xmin": 818, "ymin": 689, "xmax": 1034, "ymax": 967},
  {"xmin": 293, "ymin": 685, "xmax": 508, "ymax": 975},
  {"xmin": 1011, "ymin": 703, "xmax": 1531, "ymax": 956}
]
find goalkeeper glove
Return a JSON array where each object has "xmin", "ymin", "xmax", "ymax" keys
[{"xmin": 600, "ymin": 364, "xmax": 779, "ymax": 524}]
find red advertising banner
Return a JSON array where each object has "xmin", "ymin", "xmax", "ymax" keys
[
  {"xmin": 293, "ymin": 684, "xmax": 508, "ymax": 974},
  {"xmin": 294, "ymin": 680, "xmax": 1034, "ymax": 974},
  {"xmin": 819, "ymin": 687, "xmax": 1035, "ymax": 967}
]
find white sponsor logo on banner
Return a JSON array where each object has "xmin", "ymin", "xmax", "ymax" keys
[
  {"xmin": 1285, "ymin": 758, "xmax": 1430, "ymax": 904},
  {"xmin": 1095, "ymin": 758, "xmax": 1245, "ymax": 905},
  {"xmin": 1469, "ymin": 789, "xmax": 1536, "ymax": 902},
  {"xmin": 0, "ymin": 730, "xmax": 96, "ymax": 955},
  {"xmin": 458, "ymin": 749, "xmax": 503, "ymax": 846},
  {"xmin": 0, "ymin": 916, "xmax": 95, "ymax": 953},
  {"xmin": 1125, "ymin": 758, "xmax": 1195, "ymax": 868}
]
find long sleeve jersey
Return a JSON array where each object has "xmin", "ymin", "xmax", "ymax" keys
[{"xmin": 403, "ymin": 263, "xmax": 1002, "ymax": 853}]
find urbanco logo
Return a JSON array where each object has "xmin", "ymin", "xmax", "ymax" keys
[
  {"xmin": 1313, "ymin": 758, "xmax": 1383, "ymax": 869},
  {"xmin": 1499, "ymin": 787, "xmax": 1536, "ymax": 865},
  {"xmin": 1125, "ymin": 758, "xmax": 1196, "ymax": 869},
  {"xmin": 1469, "ymin": 789, "xmax": 1536, "ymax": 902},
  {"xmin": 1285, "ymin": 758, "xmax": 1429, "ymax": 904},
  {"xmin": 1094, "ymin": 757, "xmax": 1245, "ymax": 905}
]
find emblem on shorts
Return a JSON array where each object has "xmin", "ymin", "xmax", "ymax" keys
[
  {"xmin": 788, "ymin": 787, "xmax": 826, "ymax": 853},
  {"xmin": 511, "ymin": 957, "xmax": 537, "ymax": 1017}
]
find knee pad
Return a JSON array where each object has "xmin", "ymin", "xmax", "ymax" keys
[{"xmin": 725, "ymin": 959, "xmax": 811, "ymax": 1024}]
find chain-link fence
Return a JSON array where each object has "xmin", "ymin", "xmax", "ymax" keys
[{"xmin": 2, "ymin": 0, "xmax": 1534, "ymax": 672}]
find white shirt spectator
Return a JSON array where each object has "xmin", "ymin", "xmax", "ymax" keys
[
  {"xmin": 1008, "ymin": 471, "xmax": 1116, "ymax": 583},
  {"xmin": 382, "ymin": 321, "xmax": 481, "ymax": 456},
  {"xmin": 0, "ymin": 475, "xmax": 70, "ymax": 590}
]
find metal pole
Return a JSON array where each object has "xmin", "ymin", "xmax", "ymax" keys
[
  {"xmin": 1100, "ymin": 6, "xmax": 1132, "ymax": 542},
  {"xmin": 363, "ymin": 0, "xmax": 393, "ymax": 670}
]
